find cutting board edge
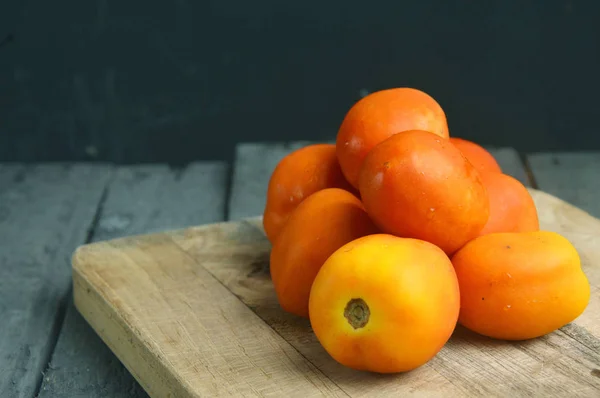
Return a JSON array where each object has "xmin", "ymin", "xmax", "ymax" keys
[
  {"xmin": 72, "ymin": 244, "xmax": 198, "ymax": 398},
  {"xmin": 71, "ymin": 216, "xmax": 265, "ymax": 257}
]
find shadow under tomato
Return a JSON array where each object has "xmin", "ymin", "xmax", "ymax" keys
[
  {"xmin": 445, "ymin": 323, "xmax": 554, "ymax": 356},
  {"xmin": 245, "ymin": 251, "xmax": 271, "ymax": 279},
  {"xmin": 448, "ymin": 324, "xmax": 512, "ymax": 347}
]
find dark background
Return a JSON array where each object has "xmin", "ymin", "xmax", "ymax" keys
[{"xmin": 1, "ymin": 1, "xmax": 598, "ymax": 166}]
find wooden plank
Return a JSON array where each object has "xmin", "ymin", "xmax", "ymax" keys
[
  {"xmin": 38, "ymin": 163, "xmax": 228, "ymax": 398},
  {"xmin": 0, "ymin": 164, "xmax": 112, "ymax": 398},
  {"xmin": 228, "ymin": 141, "xmax": 311, "ymax": 221},
  {"xmin": 527, "ymin": 152, "xmax": 600, "ymax": 218},
  {"xmin": 173, "ymin": 189, "xmax": 600, "ymax": 397},
  {"xmin": 72, "ymin": 230, "xmax": 344, "ymax": 397}
]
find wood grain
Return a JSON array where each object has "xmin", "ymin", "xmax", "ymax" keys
[
  {"xmin": 73, "ymin": 188, "xmax": 600, "ymax": 397},
  {"xmin": 177, "ymin": 189, "xmax": 600, "ymax": 397},
  {"xmin": 73, "ymin": 234, "xmax": 345, "ymax": 397},
  {"xmin": 39, "ymin": 163, "xmax": 228, "ymax": 398},
  {"xmin": 0, "ymin": 164, "xmax": 112, "ymax": 398}
]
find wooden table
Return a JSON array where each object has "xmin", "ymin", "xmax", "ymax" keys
[{"xmin": 1, "ymin": 143, "xmax": 598, "ymax": 397}]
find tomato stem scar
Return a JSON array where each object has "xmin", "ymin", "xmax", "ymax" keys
[{"xmin": 344, "ymin": 298, "xmax": 370, "ymax": 329}]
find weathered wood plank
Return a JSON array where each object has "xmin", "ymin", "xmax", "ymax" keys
[
  {"xmin": 38, "ymin": 163, "xmax": 228, "ymax": 398},
  {"xmin": 0, "ymin": 164, "xmax": 112, "ymax": 398},
  {"xmin": 527, "ymin": 152, "xmax": 600, "ymax": 218},
  {"xmin": 73, "ymin": 229, "xmax": 346, "ymax": 397}
]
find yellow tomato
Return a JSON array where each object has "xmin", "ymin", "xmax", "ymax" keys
[{"xmin": 308, "ymin": 234, "xmax": 460, "ymax": 373}]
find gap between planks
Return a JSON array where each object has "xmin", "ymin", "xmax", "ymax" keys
[
  {"xmin": 32, "ymin": 182, "xmax": 113, "ymax": 398},
  {"xmin": 37, "ymin": 162, "xmax": 231, "ymax": 397},
  {"xmin": 0, "ymin": 163, "xmax": 113, "ymax": 398}
]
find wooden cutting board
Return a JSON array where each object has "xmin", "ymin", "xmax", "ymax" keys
[{"xmin": 72, "ymin": 188, "xmax": 600, "ymax": 398}]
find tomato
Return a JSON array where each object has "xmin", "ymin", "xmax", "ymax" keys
[
  {"xmin": 263, "ymin": 144, "xmax": 355, "ymax": 243},
  {"xmin": 270, "ymin": 188, "xmax": 378, "ymax": 318},
  {"xmin": 449, "ymin": 137, "xmax": 502, "ymax": 175},
  {"xmin": 477, "ymin": 172, "xmax": 539, "ymax": 236},
  {"xmin": 359, "ymin": 130, "xmax": 489, "ymax": 254},
  {"xmin": 336, "ymin": 88, "xmax": 449, "ymax": 189},
  {"xmin": 309, "ymin": 234, "xmax": 460, "ymax": 373},
  {"xmin": 452, "ymin": 231, "xmax": 591, "ymax": 340}
]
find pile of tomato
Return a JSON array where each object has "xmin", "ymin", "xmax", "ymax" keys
[{"xmin": 262, "ymin": 88, "xmax": 591, "ymax": 374}]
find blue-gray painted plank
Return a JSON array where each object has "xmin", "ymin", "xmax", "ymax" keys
[
  {"xmin": 0, "ymin": 164, "xmax": 112, "ymax": 398},
  {"xmin": 38, "ymin": 162, "xmax": 229, "ymax": 398},
  {"xmin": 527, "ymin": 152, "xmax": 600, "ymax": 217}
]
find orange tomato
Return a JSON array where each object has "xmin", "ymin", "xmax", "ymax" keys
[
  {"xmin": 336, "ymin": 88, "xmax": 449, "ymax": 189},
  {"xmin": 309, "ymin": 234, "xmax": 460, "ymax": 373},
  {"xmin": 452, "ymin": 231, "xmax": 591, "ymax": 340},
  {"xmin": 477, "ymin": 172, "xmax": 539, "ymax": 236},
  {"xmin": 263, "ymin": 143, "xmax": 355, "ymax": 243},
  {"xmin": 358, "ymin": 130, "xmax": 489, "ymax": 255},
  {"xmin": 449, "ymin": 137, "xmax": 502, "ymax": 175},
  {"xmin": 270, "ymin": 188, "xmax": 378, "ymax": 318}
]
